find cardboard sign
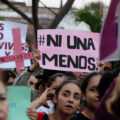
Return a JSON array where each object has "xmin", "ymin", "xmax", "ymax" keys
[
  {"xmin": 12, "ymin": 28, "xmax": 25, "ymax": 73},
  {"xmin": 7, "ymin": 86, "xmax": 31, "ymax": 120},
  {"xmin": 0, "ymin": 21, "xmax": 31, "ymax": 68},
  {"xmin": 37, "ymin": 29, "xmax": 99, "ymax": 72},
  {"xmin": 99, "ymin": 0, "xmax": 120, "ymax": 62},
  {"xmin": 0, "ymin": 52, "xmax": 34, "ymax": 63}
]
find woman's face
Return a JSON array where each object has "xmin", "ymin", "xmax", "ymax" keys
[
  {"xmin": 0, "ymin": 81, "xmax": 9, "ymax": 120},
  {"xmin": 84, "ymin": 75, "xmax": 101, "ymax": 110},
  {"xmin": 56, "ymin": 83, "xmax": 81, "ymax": 115}
]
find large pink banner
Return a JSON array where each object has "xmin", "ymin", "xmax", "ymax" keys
[{"xmin": 38, "ymin": 29, "xmax": 99, "ymax": 72}]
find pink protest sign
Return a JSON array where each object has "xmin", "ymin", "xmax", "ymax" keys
[
  {"xmin": 99, "ymin": 0, "xmax": 120, "ymax": 62},
  {"xmin": 37, "ymin": 29, "xmax": 99, "ymax": 72}
]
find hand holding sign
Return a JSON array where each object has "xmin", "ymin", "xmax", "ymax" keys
[
  {"xmin": 29, "ymin": 49, "xmax": 41, "ymax": 72},
  {"xmin": 27, "ymin": 107, "xmax": 37, "ymax": 120}
]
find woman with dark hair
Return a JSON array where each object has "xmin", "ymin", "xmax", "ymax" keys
[
  {"xmin": 0, "ymin": 69, "xmax": 16, "ymax": 85},
  {"xmin": 31, "ymin": 73, "xmax": 72, "ymax": 114},
  {"xmin": 70, "ymin": 72, "xmax": 102, "ymax": 120},
  {"xmin": 92, "ymin": 68, "xmax": 120, "ymax": 120},
  {"xmin": 28, "ymin": 80, "xmax": 82, "ymax": 120}
]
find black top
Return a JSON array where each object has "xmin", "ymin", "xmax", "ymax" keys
[{"xmin": 70, "ymin": 113, "xmax": 90, "ymax": 120}]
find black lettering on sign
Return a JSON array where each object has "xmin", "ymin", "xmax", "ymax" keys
[
  {"xmin": 67, "ymin": 55, "xmax": 78, "ymax": 68},
  {"xmin": 8, "ymin": 42, "xmax": 13, "ymax": 50},
  {"xmin": 0, "ymin": 42, "xmax": 4, "ymax": 49},
  {"xmin": 0, "ymin": 23, "xmax": 4, "ymax": 41},
  {"xmin": 5, "ymin": 51, "xmax": 11, "ymax": 56},
  {"xmin": 42, "ymin": 53, "xmax": 58, "ymax": 66},
  {"xmin": 47, "ymin": 34, "xmax": 62, "ymax": 47},
  {"xmin": 59, "ymin": 55, "xmax": 67, "ymax": 67},
  {"xmin": 79, "ymin": 56, "xmax": 87, "ymax": 69},
  {"xmin": 0, "ymin": 33, "xmax": 3, "ymax": 40},
  {"xmin": 88, "ymin": 38, "xmax": 95, "ymax": 50},
  {"xmin": 0, "ymin": 23, "xmax": 4, "ymax": 30},
  {"xmin": 67, "ymin": 36, "xmax": 77, "ymax": 49},
  {"xmin": 88, "ymin": 57, "xmax": 96, "ymax": 70},
  {"xmin": 77, "ymin": 37, "xmax": 87, "ymax": 50},
  {"xmin": 18, "ymin": 54, "xmax": 23, "ymax": 60},
  {"xmin": 0, "ymin": 42, "xmax": 13, "ymax": 49},
  {"xmin": 67, "ymin": 36, "xmax": 95, "ymax": 50}
]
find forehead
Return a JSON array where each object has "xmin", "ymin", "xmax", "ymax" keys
[
  {"xmin": 29, "ymin": 76, "xmax": 38, "ymax": 81},
  {"xmin": 104, "ymin": 62, "xmax": 112, "ymax": 67},
  {"xmin": 50, "ymin": 76, "xmax": 66, "ymax": 88},
  {"xmin": 100, "ymin": 62, "xmax": 112, "ymax": 67},
  {"xmin": 87, "ymin": 75, "xmax": 101, "ymax": 87},
  {"xmin": 60, "ymin": 83, "xmax": 81, "ymax": 94}
]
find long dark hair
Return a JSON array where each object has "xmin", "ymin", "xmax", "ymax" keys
[{"xmin": 81, "ymin": 72, "xmax": 102, "ymax": 94}]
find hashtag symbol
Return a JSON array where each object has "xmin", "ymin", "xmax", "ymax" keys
[{"xmin": 38, "ymin": 35, "xmax": 46, "ymax": 45}]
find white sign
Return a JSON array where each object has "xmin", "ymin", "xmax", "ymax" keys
[{"xmin": 0, "ymin": 21, "xmax": 31, "ymax": 68}]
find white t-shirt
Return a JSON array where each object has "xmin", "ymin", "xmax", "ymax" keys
[{"xmin": 37, "ymin": 100, "xmax": 55, "ymax": 114}]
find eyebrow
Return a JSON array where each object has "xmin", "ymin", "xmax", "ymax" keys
[
  {"xmin": 89, "ymin": 86, "xmax": 98, "ymax": 89},
  {"xmin": 64, "ymin": 90, "xmax": 70, "ymax": 93},
  {"xmin": 74, "ymin": 92, "xmax": 80, "ymax": 96},
  {"xmin": 63, "ymin": 90, "xmax": 81, "ymax": 95}
]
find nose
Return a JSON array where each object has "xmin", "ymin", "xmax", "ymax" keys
[
  {"xmin": 95, "ymin": 90, "xmax": 100, "ymax": 99},
  {"xmin": 0, "ymin": 105, "xmax": 4, "ymax": 113},
  {"xmin": 68, "ymin": 95, "xmax": 74, "ymax": 103}
]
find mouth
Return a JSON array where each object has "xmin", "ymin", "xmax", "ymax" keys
[
  {"xmin": 95, "ymin": 99, "xmax": 100, "ymax": 102},
  {"xmin": 64, "ymin": 105, "xmax": 73, "ymax": 109},
  {"xmin": 94, "ymin": 100, "xmax": 100, "ymax": 104}
]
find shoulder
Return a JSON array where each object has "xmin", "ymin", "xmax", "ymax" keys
[
  {"xmin": 37, "ymin": 112, "xmax": 45, "ymax": 120},
  {"xmin": 70, "ymin": 113, "xmax": 90, "ymax": 120},
  {"xmin": 38, "ymin": 112, "xmax": 49, "ymax": 120}
]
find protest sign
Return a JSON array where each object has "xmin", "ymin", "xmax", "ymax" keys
[
  {"xmin": 13, "ymin": 28, "xmax": 25, "ymax": 73},
  {"xmin": 0, "ymin": 52, "xmax": 34, "ymax": 63},
  {"xmin": 37, "ymin": 29, "xmax": 99, "ymax": 72},
  {"xmin": 7, "ymin": 86, "xmax": 31, "ymax": 120},
  {"xmin": 0, "ymin": 21, "xmax": 31, "ymax": 68},
  {"xmin": 99, "ymin": 0, "xmax": 120, "ymax": 62}
]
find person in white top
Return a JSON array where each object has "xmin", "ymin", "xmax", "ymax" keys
[{"xmin": 31, "ymin": 73, "xmax": 73, "ymax": 114}]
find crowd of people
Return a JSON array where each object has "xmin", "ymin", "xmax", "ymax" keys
[{"xmin": 0, "ymin": 49, "xmax": 120, "ymax": 120}]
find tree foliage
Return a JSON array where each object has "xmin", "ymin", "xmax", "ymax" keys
[
  {"xmin": 75, "ymin": 2, "xmax": 104, "ymax": 32},
  {"xmin": 0, "ymin": 17, "xmax": 4, "ymax": 20}
]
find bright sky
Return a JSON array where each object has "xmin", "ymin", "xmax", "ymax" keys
[{"xmin": 13, "ymin": 0, "xmax": 111, "ymax": 9}]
